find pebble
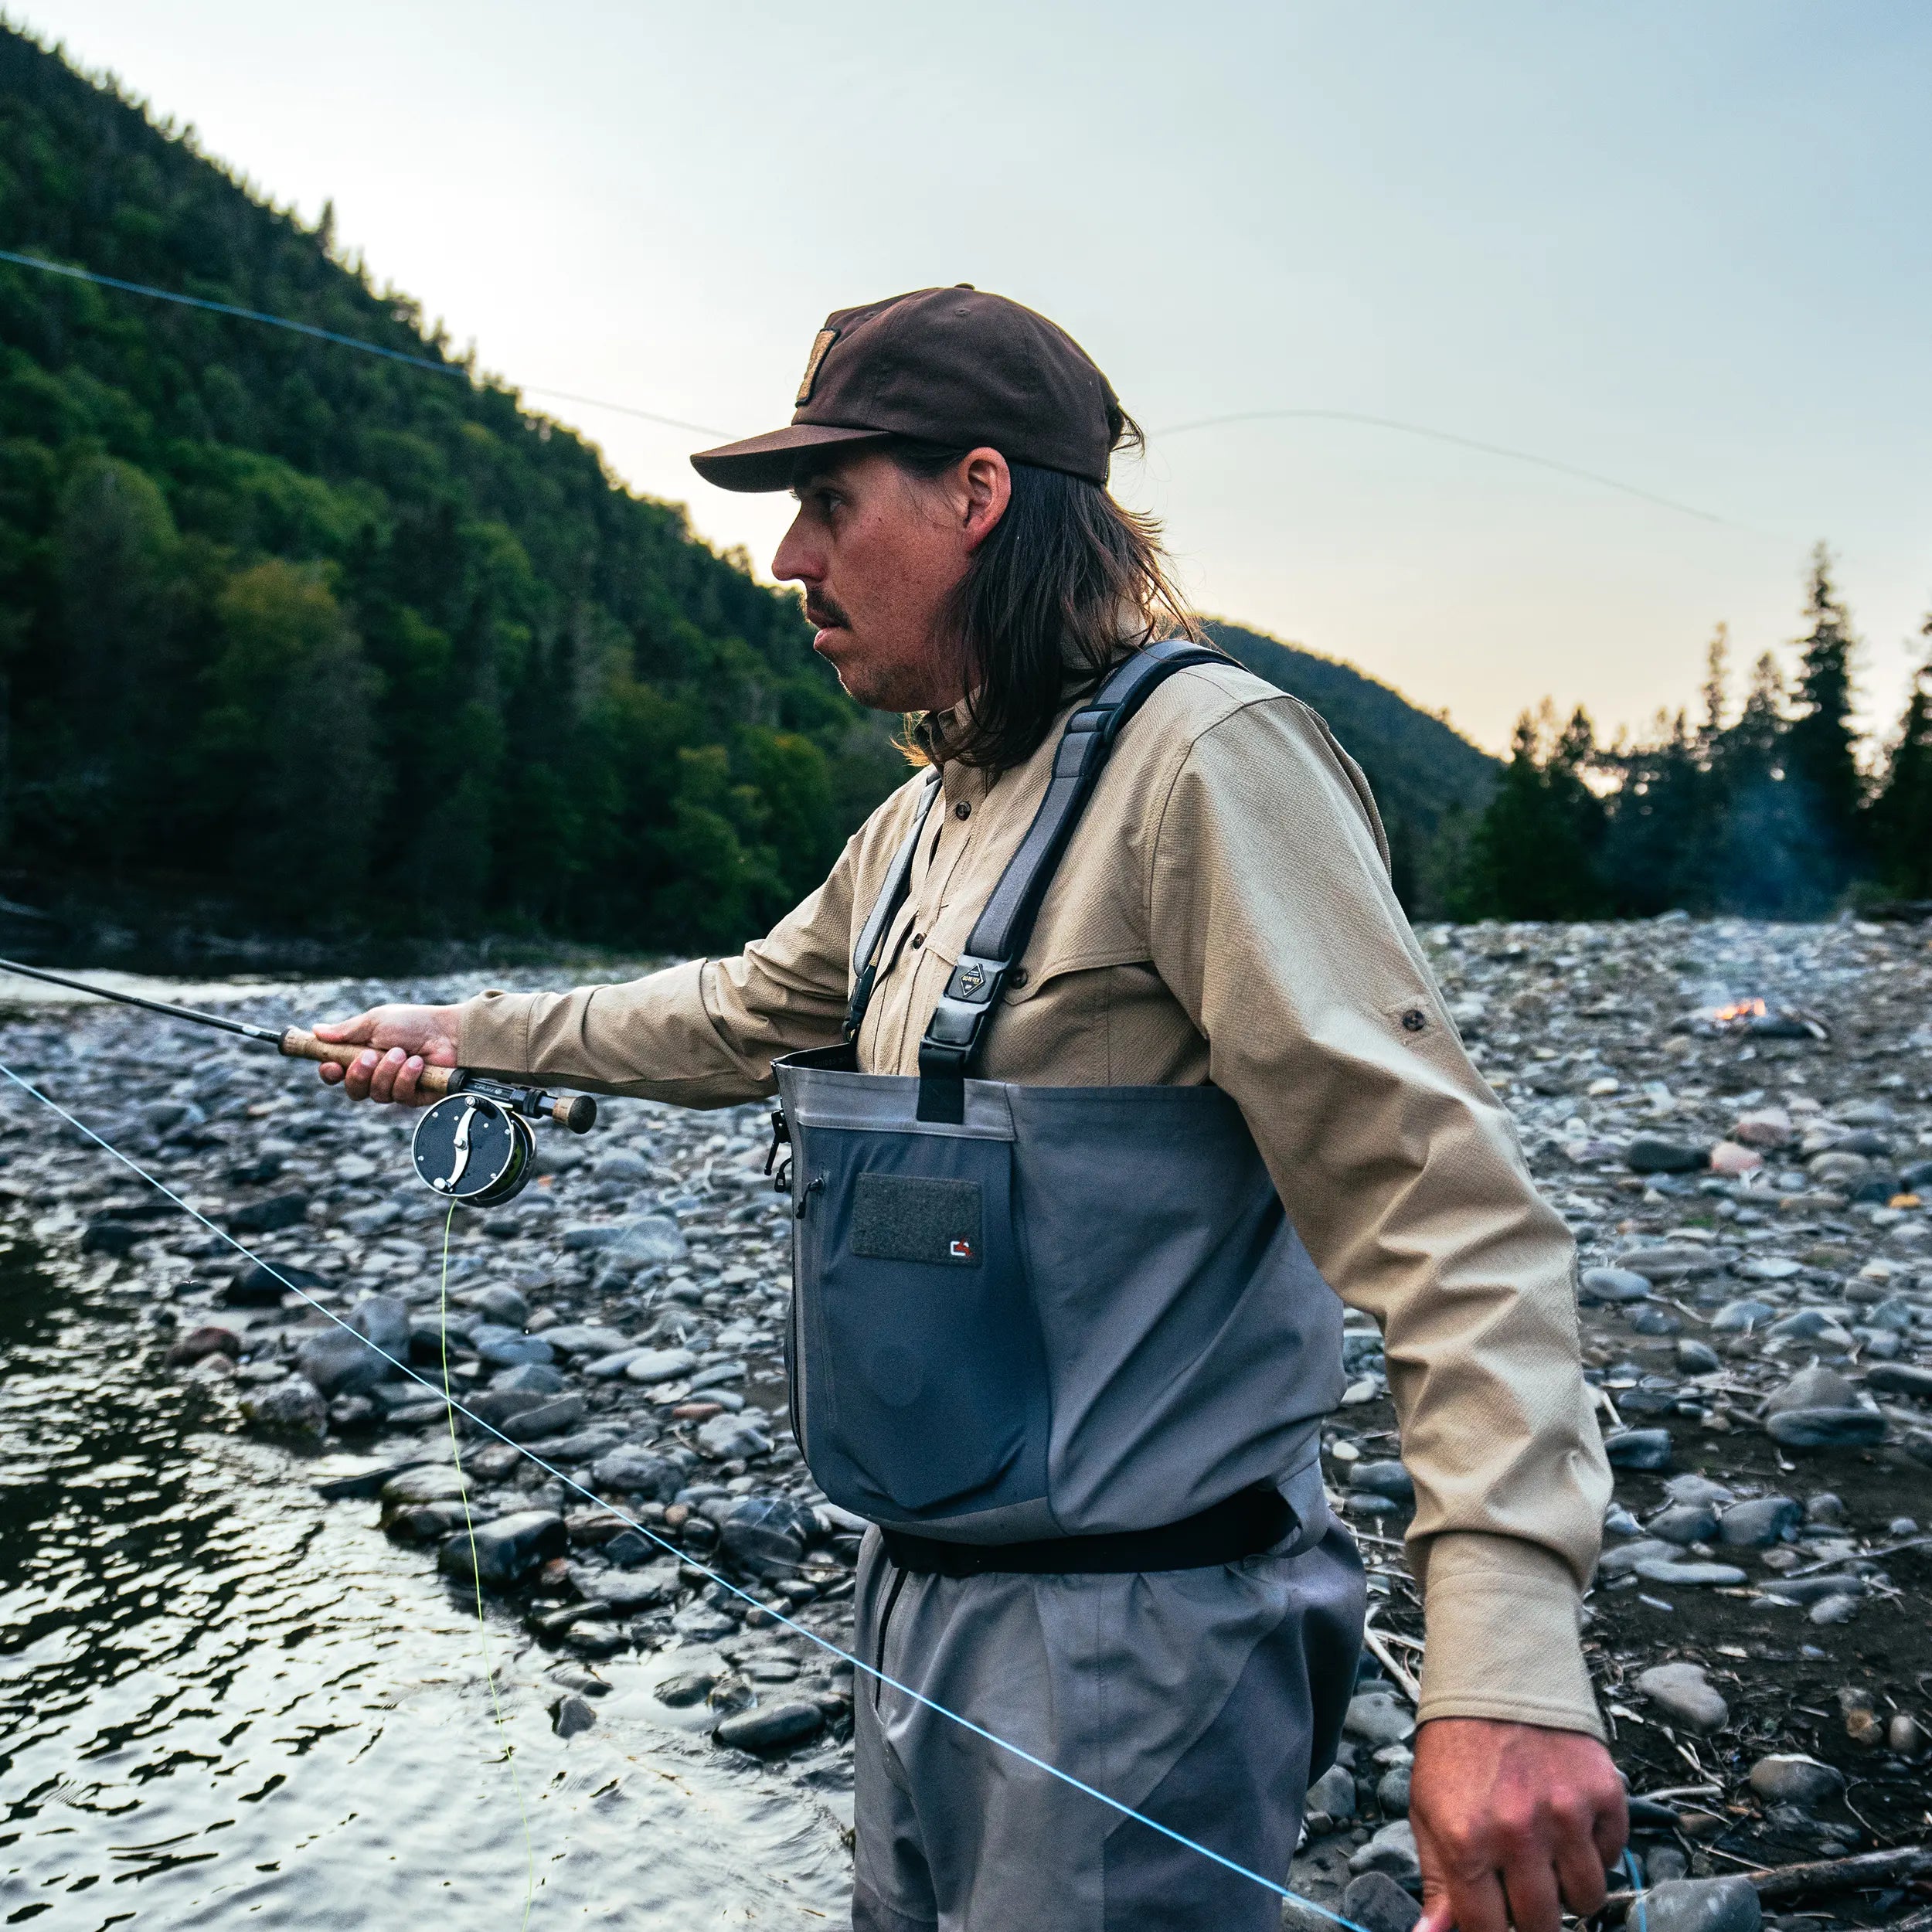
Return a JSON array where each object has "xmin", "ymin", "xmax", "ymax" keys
[
  {"xmin": 1339, "ymin": 1871, "xmax": 1420, "ymax": 1932},
  {"xmin": 1747, "ymin": 1753, "xmax": 1842, "ymax": 1806},
  {"xmin": 1716, "ymin": 1497, "xmax": 1799, "ymax": 1547},
  {"xmin": 1344, "ymin": 1692, "xmax": 1415, "ymax": 1746},
  {"xmin": 438, "ymin": 1510, "xmax": 565, "ymax": 1588},
  {"xmin": 1347, "ymin": 1818, "xmax": 1420, "ymax": 1883},
  {"xmin": 1636, "ymin": 1661, "xmax": 1729, "ymax": 1733},
  {"xmin": 550, "ymin": 1693, "xmax": 597, "ymax": 1738},
  {"xmin": 1765, "ymin": 1408, "xmax": 1886, "ymax": 1450},
  {"xmin": 1638, "ymin": 1876, "xmax": 1761, "ymax": 1932},
  {"xmin": 1580, "ymin": 1267, "xmax": 1654, "ymax": 1304},
  {"xmin": 712, "ymin": 1699, "xmax": 825, "ymax": 1754},
  {"xmin": 1604, "ymin": 1428, "xmax": 1673, "ymax": 1470}
]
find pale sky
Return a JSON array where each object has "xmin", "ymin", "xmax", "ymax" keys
[{"xmin": 20, "ymin": 2, "xmax": 1932, "ymax": 753}]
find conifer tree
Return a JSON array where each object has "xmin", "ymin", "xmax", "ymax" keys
[
  {"xmin": 1781, "ymin": 544, "xmax": 1866, "ymax": 893},
  {"xmin": 1870, "ymin": 613, "xmax": 1932, "ymax": 897},
  {"xmin": 1454, "ymin": 703, "xmax": 1607, "ymax": 918}
]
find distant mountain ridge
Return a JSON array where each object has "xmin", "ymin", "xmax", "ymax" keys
[{"xmin": 1204, "ymin": 620, "xmax": 1498, "ymax": 832}]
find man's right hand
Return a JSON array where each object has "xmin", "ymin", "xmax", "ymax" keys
[{"xmin": 311, "ymin": 1004, "xmax": 464, "ymax": 1107}]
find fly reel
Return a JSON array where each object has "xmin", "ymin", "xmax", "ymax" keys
[{"xmin": 410, "ymin": 1076, "xmax": 597, "ymax": 1206}]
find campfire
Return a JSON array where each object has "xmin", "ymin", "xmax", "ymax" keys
[{"xmin": 1676, "ymin": 998, "xmax": 1830, "ymax": 1042}]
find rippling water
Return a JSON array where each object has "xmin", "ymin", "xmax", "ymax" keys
[{"xmin": 0, "ymin": 1219, "xmax": 851, "ymax": 1929}]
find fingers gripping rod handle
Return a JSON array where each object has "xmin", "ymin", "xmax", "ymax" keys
[{"xmin": 275, "ymin": 1030, "xmax": 597, "ymax": 1132}]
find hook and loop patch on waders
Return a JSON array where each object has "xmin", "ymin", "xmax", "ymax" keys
[{"xmin": 771, "ymin": 641, "xmax": 1349, "ymax": 1540}]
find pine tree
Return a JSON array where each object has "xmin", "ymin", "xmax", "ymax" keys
[
  {"xmin": 1781, "ymin": 544, "xmax": 1866, "ymax": 893},
  {"xmin": 1870, "ymin": 614, "xmax": 1932, "ymax": 897},
  {"xmin": 1454, "ymin": 703, "xmax": 1607, "ymax": 919}
]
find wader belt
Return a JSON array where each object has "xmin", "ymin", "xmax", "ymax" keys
[
  {"xmin": 879, "ymin": 1484, "xmax": 1290, "ymax": 1576},
  {"xmin": 845, "ymin": 640, "xmax": 1226, "ymax": 1124}
]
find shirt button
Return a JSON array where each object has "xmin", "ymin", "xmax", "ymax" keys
[
  {"xmin": 953, "ymin": 800, "xmax": 972, "ymax": 820},
  {"xmin": 910, "ymin": 934, "xmax": 924, "ymax": 949},
  {"xmin": 1401, "ymin": 1008, "xmax": 1427, "ymax": 1032},
  {"xmin": 1009, "ymin": 968, "xmax": 1029, "ymax": 989}
]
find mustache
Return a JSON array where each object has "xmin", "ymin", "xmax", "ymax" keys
[{"xmin": 804, "ymin": 592, "xmax": 851, "ymax": 631}]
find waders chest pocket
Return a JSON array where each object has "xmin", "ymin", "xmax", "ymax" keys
[{"xmin": 795, "ymin": 1129, "xmax": 1046, "ymax": 1519}]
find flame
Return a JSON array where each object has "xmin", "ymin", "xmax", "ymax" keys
[{"xmin": 1711, "ymin": 998, "xmax": 1767, "ymax": 1024}]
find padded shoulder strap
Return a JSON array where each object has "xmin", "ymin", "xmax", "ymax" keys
[
  {"xmin": 916, "ymin": 640, "xmax": 1225, "ymax": 1121},
  {"xmin": 843, "ymin": 771, "xmax": 942, "ymax": 1044}
]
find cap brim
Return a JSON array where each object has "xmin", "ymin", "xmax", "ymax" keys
[{"xmin": 689, "ymin": 423, "xmax": 895, "ymax": 492}]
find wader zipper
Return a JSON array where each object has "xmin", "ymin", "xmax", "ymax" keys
[{"xmin": 872, "ymin": 1563, "xmax": 910, "ymax": 1711}]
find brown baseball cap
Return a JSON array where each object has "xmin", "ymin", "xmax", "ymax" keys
[{"xmin": 689, "ymin": 286, "xmax": 1124, "ymax": 493}]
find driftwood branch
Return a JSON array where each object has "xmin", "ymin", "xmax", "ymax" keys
[{"xmin": 1601, "ymin": 1843, "xmax": 1931, "ymax": 1918}]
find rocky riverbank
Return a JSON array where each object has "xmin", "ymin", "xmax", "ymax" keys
[{"xmin": 1, "ymin": 920, "xmax": 1927, "ymax": 1930}]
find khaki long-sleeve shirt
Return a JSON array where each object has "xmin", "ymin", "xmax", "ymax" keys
[{"xmin": 463, "ymin": 656, "xmax": 1610, "ymax": 1737}]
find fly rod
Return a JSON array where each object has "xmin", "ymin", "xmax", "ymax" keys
[{"xmin": 0, "ymin": 956, "xmax": 596, "ymax": 1206}]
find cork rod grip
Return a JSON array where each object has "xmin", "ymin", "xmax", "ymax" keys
[{"xmin": 278, "ymin": 1028, "xmax": 456, "ymax": 1097}]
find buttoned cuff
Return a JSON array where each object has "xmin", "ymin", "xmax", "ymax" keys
[
  {"xmin": 456, "ymin": 989, "xmax": 535, "ymax": 1078},
  {"xmin": 1413, "ymin": 1532, "xmax": 1605, "ymax": 1740}
]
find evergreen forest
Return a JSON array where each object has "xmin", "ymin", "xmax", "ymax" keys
[
  {"xmin": 1451, "ymin": 549, "xmax": 1932, "ymax": 923},
  {"xmin": 0, "ymin": 26, "xmax": 902, "ymax": 953}
]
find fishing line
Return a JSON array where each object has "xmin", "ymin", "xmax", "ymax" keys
[
  {"xmin": 0, "ymin": 247, "xmax": 732, "ymax": 440},
  {"xmin": 438, "ymin": 1197, "xmax": 538, "ymax": 1929},
  {"xmin": 3, "ymin": 243, "xmax": 1758, "ymax": 527},
  {"xmin": 0, "ymin": 1058, "xmax": 1372, "ymax": 1931}
]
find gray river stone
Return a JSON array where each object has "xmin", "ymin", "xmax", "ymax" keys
[
  {"xmin": 381, "ymin": 1465, "xmax": 468, "ymax": 1507},
  {"xmin": 713, "ymin": 1699, "xmax": 825, "ymax": 1755},
  {"xmin": 624, "ymin": 1347, "xmax": 700, "ymax": 1386},
  {"xmin": 1637, "ymin": 1878, "xmax": 1760, "ymax": 1932},
  {"xmin": 470, "ymin": 1323, "xmax": 554, "ymax": 1368},
  {"xmin": 1764, "ymin": 1365, "xmax": 1859, "ymax": 1416},
  {"xmin": 1348, "ymin": 1819, "xmax": 1420, "ymax": 1883},
  {"xmin": 563, "ymin": 1215, "xmax": 689, "ymax": 1267},
  {"xmin": 572, "ymin": 1561, "xmax": 679, "ymax": 1611},
  {"xmin": 438, "ymin": 1509, "xmax": 564, "ymax": 1588},
  {"xmin": 1866, "ymin": 1361, "xmax": 1932, "ymax": 1399},
  {"xmin": 489, "ymin": 1362, "xmax": 564, "ymax": 1395},
  {"xmin": 1303, "ymin": 1763, "xmax": 1355, "ymax": 1829},
  {"xmin": 1632, "ymin": 1557, "xmax": 1748, "ymax": 1587},
  {"xmin": 1349, "ymin": 1461, "xmax": 1415, "ymax": 1502},
  {"xmin": 464, "ymin": 1283, "xmax": 529, "ymax": 1328},
  {"xmin": 696, "ymin": 1412, "xmax": 771, "ymax": 1459},
  {"xmin": 349, "ymin": 1294, "xmax": 410, "ymax": 1358},
  {"xmin": 1619, "ymin": 1240, "xmax": 1719, "ymax": 1279},
  {"xmin": 1604, "ymin": 1427, "xmax": 1673, "ymax": 1470},
  {"xmin": 1710, "ymin": 1298, "xmax": 1777, "ymax": 1333},
  {"xmin": 502, "ymin": 1396, "xmax": 586, "ymax": 1440},
  {"xmin": 1718, "ymin": 1497, "xmax": 1800, "ymax": 1546},
  {"xmin": 1663, "ymin": 1474, "xmax": 1734, "ymax": 1508},
  {"xmin": 1624, "ymin": 1138, "xmax": 1709, "ymax": 1176},
  {"xmin": 1344, "ymin": 1692, "xmax": 1414, "ymax": 1746},
  {"xmin": 230, "ymin": 1192, "xmax": 310, "ymax": 1234},
  {"xmin": 1646, "ymin": 1502, "xmax": 1718, "ymax": 1546},
  {"xmin": 1580, "ymin": 1267, "xmax": 1654, "ymax": 1304},
  {"xmin": 296, "ymin": 1326, "xmax": 389, "ymax": 1399},
  {"xmin": 539, "ymin": 1325, "xmax": 631, "ymax": 1359},
  {"xmin": 1760, "ymin": 1573, "xmax": 1867, "ymax": 1605},
  {"xmin": 1675, "ymin": 1339, "xmax": 1722, "ymax": 1375},
  {"xmin": 1599, "ymin": 1539, "xmax": 1674, "ymax": 1577},
  {"xmin": 240, "ymin": 1376, "xmax": 327, "ymax": 1437},
  {"xmin": 588, "ymin": 1447, "xmax": 682, "ymax": 1498},
  {"xmin": 1341, "ymin": 1871, "xmax": 1421, "ymax": 1932},
  {"xmin": 1637, "ymin": 1661, "xmax": 1729, "ymax": 1732},
  {"xmin": 1747, "ymin": 1753, "xmax": 1842, "ymax": 1806},
  {"xmin": 719, "ymin": 1496, "xmax": 815, "ymax": 1577},
  {"xmin": 1767, "ymin": 1407, "xmax": 1886, "ymax": 1449}
]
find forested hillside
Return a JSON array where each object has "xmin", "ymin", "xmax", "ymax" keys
[
  {"xmin": 0, "ymin": 26, "xmax": 900, "ymax": 952},
  {"xmin": 1205, "ymin": 619, "xmax": 1497, "ymax": 908}
]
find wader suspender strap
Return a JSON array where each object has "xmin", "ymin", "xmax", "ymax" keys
[
  {"xmin": 914, "ymin": 641, "xmax": 1226, "ymax": 1123},
  {"xmin": 843, "ymin": 771, "xmax": 944, "ymax": 1044}
]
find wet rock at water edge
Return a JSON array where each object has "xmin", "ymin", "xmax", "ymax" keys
[
  {"xmin": 713, "ymin": 1699, "xmax": 826, "ymax": 1755},
  {"xmin": 1340, "ymin": 1871, "xmax": 1421, "ymax": 1932},
  {"xmin": 696, "ymin": 1411, "xmax": 770, "ymax": 1459},
  {"xmin": 502, "ymin": 1395, "xmax": 586, "ymax": 1440},
  {"xmin": 551, "ymin": 1693, "xmax": 597, "ymax": 1738},
  {"xmin": 220, "ymin": 1259, "xmax": 321, "ymax": 1307},
  {"xmin": 439, "ymin": 1509, "xmax": 566, "ymax": 1588},
  {"xmin": 296, "ymin": 1326, "xmax": 390, "ymax": 1399},
  {"xmin": 1635, "ymin": 1876, "xmax": 1760, "ymax": 1932},
  {"xmin": 1636, "ymin": 1661, "xmax": 1728, "ymax": 1733},
  {"xmin": 165, "ymin": 1323, "xmax": 242, "ymax": 1367},
  {"xmin": 240, "ymin": 1376, "xmax": 327, "ymax": 1439},
  {"xmin": 588, "ymin": 1446, "xmax": 682, "ymax": 1499},
  {"xmin": 80, "ymin": 1218, "xmax": 143, "ymax": 1257}
]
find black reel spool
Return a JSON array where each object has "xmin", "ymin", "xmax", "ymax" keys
[{"xmin": 412, "ymin": 1092, "xmax": 538, "ymax": 1206}]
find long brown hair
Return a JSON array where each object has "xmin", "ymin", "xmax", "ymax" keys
[{"xmin": 891, "ymin": 423, "xmax": 1203, "ymax": 772}]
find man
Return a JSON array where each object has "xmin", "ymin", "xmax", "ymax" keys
[{"xmin": 315, "ymin": 287, "xmax": 1626, "ymax": 1932}]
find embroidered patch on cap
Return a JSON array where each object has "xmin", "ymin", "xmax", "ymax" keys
[{"xmin": 796, "ymin": 328, "xmax": 838, "ymax": 406}]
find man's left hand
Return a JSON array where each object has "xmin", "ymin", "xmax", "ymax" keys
[{"xmin": 1410, "ymin": 1716, "xmax": 1628, "ymax": 1932}]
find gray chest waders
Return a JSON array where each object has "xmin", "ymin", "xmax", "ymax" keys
[{"xmin": 771, "ymin": 641, "xmax": 1347, "ymax": 1551}]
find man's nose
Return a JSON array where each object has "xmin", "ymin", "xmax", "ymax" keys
[{"xmin": 771, "ymin": 512, "xmax": 819, "ymax": 586}]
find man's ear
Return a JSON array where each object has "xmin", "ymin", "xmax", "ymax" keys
[{"xmin": 959, "ymin": 447, "xmax": 1012, "ymax": 550}]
